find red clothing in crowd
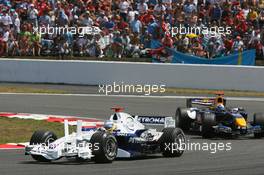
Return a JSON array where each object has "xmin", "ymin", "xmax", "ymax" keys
[
  {"xmin": 149, "ymin": 35, "xmax": 173, "ymax": 57},
  {"xmin": 36, "ymin": 1, "xmax": 50, "ymax": 16},
  {"xmin": 236, "ymin": 10, "xmax": 245, "ymax": 21},
  {"xmin": 224, "ymin": 39, "xmax": 234, "ymax": 52},
  {"xmin": 161, "ymin": 21, "xmax": 170, "ymax": 33},
  {"xmin": 162, "ymin": 35, "xmax": 173, "ymax": 48},
  {"xmin": 236, "ymin": 21, "xmax": 248, "ymax": 33},
  {"xmin": 115, "ymin": 21, "xmax": 129, "ymax": 30},
  {"xmin": 256, "ymin": 42, "xmax": 263, "ymax": 55},
  {"xmin": 139, "ymin": 13, "xmax": 155, "ymax": 25}
]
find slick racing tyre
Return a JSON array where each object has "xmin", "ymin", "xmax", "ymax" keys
[
  {"xmin": 253, "ymin": 113, "xmax": 264, "ymax": 125},
  {"xmin": 186, "ymin": 99, "xmax": 192, "ymax": 108},
  {"xmin": 90, "ymin": 131, "xmax": 118, "ymax": 163},
  {"xmin": 201, "ymin": 113, "xmax": 216, "ymax": 139},
  {"xmin": 175, "ymin": 108, "xmax": 192, "ymax": 131},
  {"xmin": 253, "ymin": 113, "xmax": 264, "ymax": 138},
  {"xmin": 29, "ymin": 130, "xmax": 57, "ymax": 162},
  {"xmin": 159, "ymin": 128, "xmax": 186, "ymax": 157}
]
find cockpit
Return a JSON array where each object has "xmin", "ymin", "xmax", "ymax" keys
[{"xmin": 107, "ymin": 107, "xmax": 145, "ymax": 133}]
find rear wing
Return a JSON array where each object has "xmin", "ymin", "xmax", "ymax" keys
[
  {"xmin": 186, "ymin": 98, "xmax": 226, "ymax": 108},
  {"xmin": 133, "ymin": 116, "xmax": 175, "ymax": 128}
]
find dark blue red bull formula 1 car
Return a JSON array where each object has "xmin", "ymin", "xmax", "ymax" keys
[{"xmin": 175, "ymin": 92, "xmax": 264, "ymax": 138}]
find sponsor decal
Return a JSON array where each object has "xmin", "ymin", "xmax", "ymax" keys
[
  {"xmin": 128, "ymin": 137, "xmax": 145, "ymax": 144},
  {"xmin": 136, "ymin": 116, "xmax": 166, "ymax": 124}
]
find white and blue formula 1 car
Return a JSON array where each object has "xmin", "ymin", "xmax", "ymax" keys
[{"xmin": 25, "ymin": 107, "xmax": 186, "ymax": 163}]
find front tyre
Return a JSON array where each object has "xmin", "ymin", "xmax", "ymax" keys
[
  {"xmin": 90, "ymin": 131, "xmax": 118, "ymax": 163},
  {"xmin": 29, "ymin": 130, "xmax": 57, "ymax": 162},
  {"xmin": 159, "ymin": 128, "xmax": 186, "ymax": 157},
  {"xmin": 253, "ymin": 113, "xmax": 264, "ymax": 138}
]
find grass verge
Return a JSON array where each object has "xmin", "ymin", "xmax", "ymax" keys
[
  {"xmin": 0, "ymin": 117, "xmax": 75, "ymax": 144},
  {"xmin": 165, "ymin": 88, "xmax": 264, "ymax": 97},
  {"xmin": 0, "ymin": 86, "xmax": 66, "ymax": 94}
]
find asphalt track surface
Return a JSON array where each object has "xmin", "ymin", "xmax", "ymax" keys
[{"xmin": 0, "ymin": 94, "xmax": 264, "ymax": 175}]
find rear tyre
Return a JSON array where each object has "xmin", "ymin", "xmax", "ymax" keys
[
  {"xmin": 254, "ymin": 132, "xmax": 263, "ymax": 138},
  {"xmin": 29, "ymin": 130, "xmax": 57, "ymax": 162},
  {"xmin": 159, "ymin": 128, "xmax": 186, "ymax": 157},
  {"xmin": 201, "ymin": 113, "xmax": 216, "ymax": 139},
  {"xmin": 175, "ymin": 108, "xmax": 192, "ymax": 131},
  {"xmin": 253, "ymin": 113, "xmax": 264, "ymax": 138},
  {"xmin": 186, "ymin": 99, "xmax": 192, "ymax": 108},
  {"xmin": 90, "ymin": 131, "xmax": 117, "ymax": 163},
  {"xmin": 254, "ymin": 113, "xmax": 264, "ymax": 125}
]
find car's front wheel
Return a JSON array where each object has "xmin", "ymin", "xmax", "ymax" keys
[
  {"xmin": 90, "ymin": 131, "xmax": 118, "ymax": 163},
  {"xmin": 29, "ymin": 130, "xmax": 57, "ymax": 162},
  {"xmin": 159, "ymin": 128, "xmax": 186, "ymax": 157}
]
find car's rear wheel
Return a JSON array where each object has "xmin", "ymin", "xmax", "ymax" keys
[
  {"xmin": 29, "ymin": 130, "xmax": 57, "ymax": 162},
  {"xmin": 254, "ymin": 113, "xmax": 264, "ymax": 125},
  {"xmin": 159, "ymin": 128, "xmax": 186, "ymax": 157},
  {"xmin": 90, "ymin": 131, "xmax": 118, "ymax": 163},
  {"xmin": 254, "ymin": 132, "xmax": 263, "ymax": 138},
  {"xmin": 175, "ymin": 108, "xmax": 192, "ymax": 131},
  {"xmin": 202, "ymin": 113, "xmax": 216, "ymax": 139},
  {"xmin": 186, "ymin": 99, "xmax": 192, "ymax": 108}
]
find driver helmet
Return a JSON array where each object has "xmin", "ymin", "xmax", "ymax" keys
[
  {"xmin": 104, "ymin": 120, "xmax": 115, "ymax": 131},
  {"xmin": 216, "ymin": 104, "xmax": 225, "ymax": 112}
]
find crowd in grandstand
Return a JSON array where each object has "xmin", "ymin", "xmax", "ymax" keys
[{"xmin": 0, "ymin": 0, "xmax": 263, "ymax": 60}]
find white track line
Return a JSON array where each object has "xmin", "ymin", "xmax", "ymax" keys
[{"xmin": 0, "ymin": 92, "xmax": 264, "ymax": 101}]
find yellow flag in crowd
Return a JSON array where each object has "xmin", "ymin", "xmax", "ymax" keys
[{"xmin": 237, "ymin": 50, "xmax": 243, "ymax": 65}]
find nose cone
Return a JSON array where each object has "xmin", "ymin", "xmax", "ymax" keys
[{"xmin": 235, "ymin": 118, "xmax": 247, "ymax": 127}]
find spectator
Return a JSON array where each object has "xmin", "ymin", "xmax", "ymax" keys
[
  {"xmin": 12, "ymin": 13, "xmax": 20, "ymax": 37},
  {"xmin": 0, "ymin": 0, "xmax": 262, "ymax": 61},
  {"xmin": 31, "ymin": 32, "xmax": 41, "ymax": 56},
  {"xmin": 210, "ymin": 3, "xmax": 222, "ymax": 24},
  {"xmin": 112, "ymin": 31, "xmax": 124, "ymax": 58},
  {"xmin": 259, "ymin": 10, "xmax": 264, "ymax": 28},
  {"xmin": 1, "ymin": 10, "xmax": 12, "ymax": 28},
  {"xmin": 138, "ymin": 0, "xmax": 149, "ymax": 15},
  {"xmin": 130, "ymin": 14, "xmax": 142, "ymax": 34},
  {"xmin": 39, "ymin": 10, "xmax": 52, "ymax": 27},
  {"xmin": 233, "ymin": 36, "xmax": 244, "ymax": 52},
  {"xmin": 184, "ymin": 0, "xmax": 197, "ymax": 17},
  {"xmin": 1, "ymin": 28, "xmax": 10, "ymax": 56},
  {"xmin": 119, "ymin": 0, "xmax": 130, "ymax": 21},
  {"xmin": 28, "ymin": 4, "xmax": 38, "ymax": 27},
  {"xmin": 154, "ymin": 0, "xmax": 166, "ymax": 16}
]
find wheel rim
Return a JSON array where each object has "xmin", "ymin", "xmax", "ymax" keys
[
  {"xmin": 45, "ymin": 137, "xmax": 55, "ymax": 146},
  {"xmin": 105, "ymin": 139, "xmax": 117, "ymax": 158},
  {"xmin": 174, "ymin": 133, "xmax": 185, "ymax": 152}
]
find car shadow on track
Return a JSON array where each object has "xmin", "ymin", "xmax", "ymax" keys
[
  {"xmin": 19, "ymin": 155, "xmax": 166, "ymax": 165},
  {"xmin": 184, "ymin": 130, "xmax": 263, "ymax": 140},
  {"xmin": 187, "ymin": 135, "xmax": 261, "ymax": 141},
  {"xmin": 116, "ymin": 155, "xmax": 163, "ymax": 161}
]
